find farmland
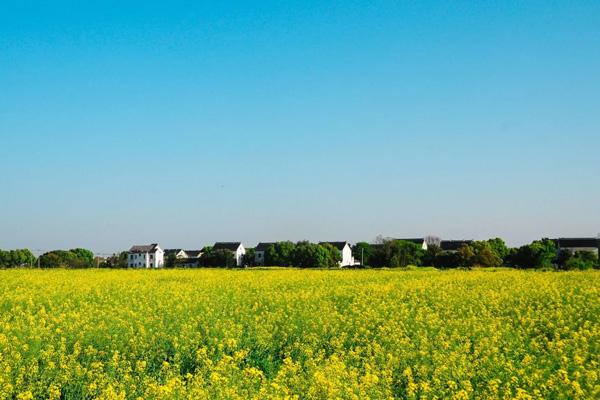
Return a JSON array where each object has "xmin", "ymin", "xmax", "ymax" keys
[{"xmin": 0, "ymin": 269, "xmax": 598, "ymax": 399}]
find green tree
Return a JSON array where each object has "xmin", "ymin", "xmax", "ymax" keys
[
  {"xmin": 39, "ymin": 250, "xmax": 72, "ymax": 268},
  {"xmin": 69, "ymin": 248, "xmax": 95, "ymax": 268},
  {"xmin": 200, "ymin": 248, "xmax": 236, "ymax": 267},
  {"xmin": 422, "ymin": 244, "xmax": 442, "ymax": 267},
  {"xmin": 432, "ymin": 251, "xmax": 460, "ymax": 269},
  {"xmin": 165, "ymin": 253, "xmax": 177, "ymax": 268},
  {"xmin": 352, "ymin": 242, "xmax": 372, "ymax": 266},
  {"xmin": 243, "ymin": 248, "xmax": 256, "ymax": 267},
  {"xmin": 100, "ymin": 252, "xmax": 128, "ymax": 268},
  {"xmin": 0, "ymin": 249, "xmax": 36, "ymax": 267},
  {"xmin": 556, "ymin": 249, "xmax": 574, "ymax": 269},
  {"xmin": 487, "ymin": 238, "xmax": 509, "ymax": 263},
  {"xmin": 320, "ymin": 243, "xmax": 342, "ymax": 268},
  {"xmin": 370, "ymin": 240, "xmax": 423, "ymax": 268},
  {"xmin": 507, "ymin": 239, "xmax": 556, "ymax": 269},
  {"xmin": 291, "ymin": 241, "xmax": 335, "ymax": 268},
  {"xmin": 265, "ymin": 241, "xmax": 296, "ymax": 267},
  {"xmin": 38, "ymin": 249, "xmax": 95, "ymax": 268},
  {"xmin": 457, "ymin": 244, "xmax": 475, "ymax": 267},
  {"xmin": 470, "ymin": 241, "xmax": 502, "ymax": 267},
  {"xmin": 564, "ymin": 251, "xmax": 598, "ymax": 270}
]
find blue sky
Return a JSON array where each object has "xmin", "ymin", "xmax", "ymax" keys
[{"xmin": 1, "ymin": 1, "xmax": 599, "ymax": 253}]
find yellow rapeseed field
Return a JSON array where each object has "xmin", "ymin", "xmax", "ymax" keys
[{"xmin": 0, "ymin": 269, "xmax": 598, "ymax": 399}]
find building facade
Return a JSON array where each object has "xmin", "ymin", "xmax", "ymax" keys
[
  {"xmin": 320, "ymin": 241, "xmax": 355, "ymax": 267},
  {"xmin": 164, "ymin": 249, "xmax": 188, "ymax": 259},
  {"xmin": 254, "ymin": 242, "xmax": 275, "ymax": 266},
  {"xmin": 213, "ymin": 242, "xmax": 246, "ymax": 267},
  {"xmin": 128, "ymin": 244, "xmax": 164, "ymax": 268},
  {"xmin": 553, "ymin": 238, "xmax": 599, "ymax": 255}
]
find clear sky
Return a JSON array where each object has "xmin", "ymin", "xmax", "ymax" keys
[{"xmin": 1, "ymin": 1, "xmax": 599, "ymax": 254}]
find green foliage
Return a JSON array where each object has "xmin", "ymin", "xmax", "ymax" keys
[
  {"xmin": 431, "ymin": 239, "xmax": 506, "ymax": 269},
  {"xmin": 265, "ymin": 241, "xmax": 296, "ymax": 267},
  {"xmin": 562, "ymin": 251, "xmax": 598, "ymax": 270},
  {"xmin": 556, "ymin": 249, "xmax": 573, "ymax": 268},
  {"xmin": 0, "ymin": 249, "xmax": 36, "ymax": 268},
  {"xmin": 422, "ymin": 244, "xmax": 442, "ymax": 267},
  {"xmin": 457, "ymin": 241, "xmax": 503, "ymax": 268},
  {"xmin": 487, "ymin": 238, "xmax": 510, "ymax": 261},
  {"xmin": 291, "ymin": 241, "xmax": 339, "ymax": 268},
  {"xmin": 507, "ymin": 239, "xmax": 557, "ymax": 269},
  {"xmin": 370, "ymin": 240, "xmax": 424, "ymax": 268},
  {"xmin": 457, "ymin": 244, "xmax": 476, "ymax": 267},
  {"xmin": 251, "ymin": 241, "xmax": 343, "ymax": 268},
  {"xmin": 320, "ymin": 243, "xmax": 342, "ymax": 268},
  {"xmin": 473, "ymin": 244, "xmax": 502, "ymax": 268},
  {"xmin": 38, "ymin": 249, "xmax": 95, "ymax": 268},
  {"xmin": 352, "ymin": 242, "xmax": 372, "ymax": 266},
  {"xmin": 70, "ymin": 248, "xmax": 94, "ymax": 265},
  {"xmin": 431, "ymin": 251, "xmax": 460, "ymax": 269},
  {"xmin": 200, "ymin": 248, "xmax": 237, "ymax": 268},
  {"xmin": 100, "ymin": 252, "xmax": 128, "ymax": 268},
  {"xmin": 165, "ymin": 254, "xmax": 177, "ymax": 269},
  {"xmin": 243, "ymin": 248, "xmax": 256, "ymax": 267}
]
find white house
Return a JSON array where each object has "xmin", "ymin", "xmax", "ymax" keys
[
  {"xmin": 177, "ymin": 250, "xmax": 203, "ymax": 267},
  {"xmin": 128, "ymin": 244, "xmax": 164, "ymax": 268},
  {"xmin": 254, "ymin": 242, "xmax": 275, "ymax": 266},
  {"xmin": 213, "ymin": 242, "xmax": 246, "ymax": 267},
  {"xmin": 164, "ymin": 249, "xmax": 188, "ymax": 259},
  {"xmin": 320, "ymin": 241, "xmax": 355, "ymax": 267},
  {"xmin": 185, "ymin": 250, "xmax": 203, "ymax": 258}
]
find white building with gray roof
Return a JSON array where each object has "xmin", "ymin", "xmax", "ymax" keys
[{"xmin": 128, "ymin": 243, "xmax": 164, "ymax": 268}]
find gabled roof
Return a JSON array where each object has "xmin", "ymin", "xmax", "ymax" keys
[
  {"xmin": 319, "ymin": 241, "xmax": 350, "ymax": 251},
  {"xmin": 440, "ymin": 240, "xmax": 473, "ymax": 251},
  {"xmin": 184, "ymin": 250, "xmax": 203, "ymax": 258},
  {"xmin": 129, "ymin": 244, "xmax": 160, "ymax": 253},
  {"xmin": 213, "ymin": 242, "xmax": 243, "ymax": 251},
  {"xmin": 553, "ymin": 238, "xmax": 599, "ymax": 248},
  {"xmin": 164, "ymin": 249, "xmax": 185, "ymax": 255},
  {"xmin": 255, "ymin": 242, "xmax": 276, "ymax": 251}
]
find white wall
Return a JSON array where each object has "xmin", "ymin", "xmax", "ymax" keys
[
  {"xmin": 152, "ymin": 247, "xmax": 164, "ymax": 268},
  {"xmin": 235, "ymin": 244, "xmax": 246, "ymax": 267},
  {"xmin": 341, "ymin": 244, "xmax": 354, "ymax": 266},
  {"xmin": 128, "ymin": 252, "xmax": 149, "ymax": 268},
  {"xmin": 127, "ymin": 246, "xmax": 164, "ymax": 268}
]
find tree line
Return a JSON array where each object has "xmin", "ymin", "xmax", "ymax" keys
[
  {"xmin": 249, "ymin": 241, "xmax": 342, "ymax": 268},
  {"xmin": 353, "ymin": 238, "xmax": 598, "ymax": 270},
  {"xmin": 163, "ymin": 241, "xmax": 343, "ymax": 269},
  {"xmin": 0, "ymin": 238, "xmax": 598, "ymax": 269}
]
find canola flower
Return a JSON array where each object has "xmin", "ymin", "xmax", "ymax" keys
[{"xmin": 0, "ymin": 269, "xmax": 598, "ymax": 399}]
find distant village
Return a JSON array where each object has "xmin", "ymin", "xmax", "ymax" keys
[
  {"xmin": 126, "ymin": 237, "xmax": 600, "ymax": 269},
  {"xmin": 1, "ymin": 236, "xmax": 598, "ymax": 270}
]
